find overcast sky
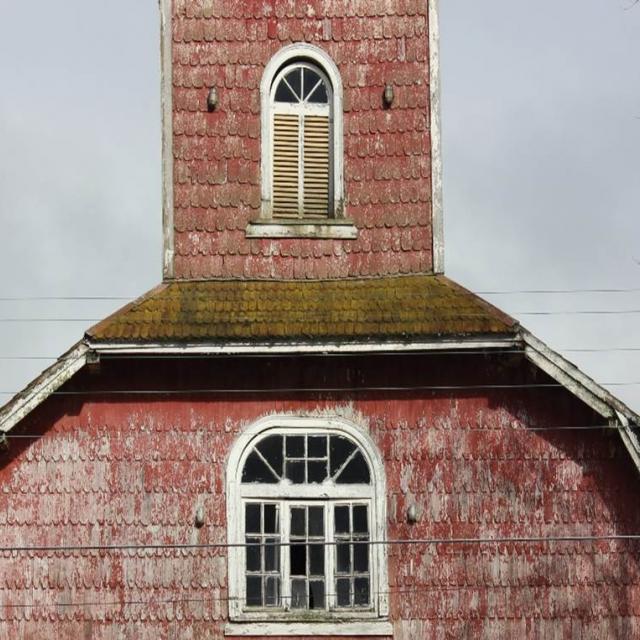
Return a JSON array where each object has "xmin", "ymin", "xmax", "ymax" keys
[{"xmin": 0, "ymin": 1, "xmax": 638, "ymax": 413}]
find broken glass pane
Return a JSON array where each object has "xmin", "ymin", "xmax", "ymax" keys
[
  {"xmin": 291, "ymin": 578, "xmax": 306, "ymax": 608},
  {"xmin": 336, "ymin": 578, "xmax": 350, "ymax": 607},
  {"xmin": 265, "ymin": 576, "xmax": 280, "ymax": 607},
  {"xmin": 335, "ymin": 451, "xmax": 370, "ymax": 484},
  {"xmin": 354, "ymin": 577, "xmax": 370, "ymax": 606},
  {"xmin": 257, "ymin": 436, "xmax": 283, "ymax": 478},
  {"xmin": 242, "ymin": 451, "xmax": 278, "ymax": 483},
  {"xmin": 309, "ymin": 580, "xmax": 325, "ymax": 609}
]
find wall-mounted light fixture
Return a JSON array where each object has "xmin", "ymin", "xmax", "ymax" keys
[
  {"xmin": 207, "ymin": 86, "xmax": 218, "ymax": 111},
  {"xmin": 383, "ymin": 83, "xmax": 394, "ymax": 108},
  {"xmin": 194, "ymin": 506, "xmax": 205, "ymax": 528},
  {"xmin": 407, "ymin": 504, "xmax": 419, "ymax": 524}
]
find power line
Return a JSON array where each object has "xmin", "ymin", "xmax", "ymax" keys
[
  {"xmin": 0, "ymin": 423, "xmax": 635, "ymax": 441},
  {"xmin": 1, "ymin": 381, "xmax": 640, "ymax": 397},
  {"xmin": 0, "ymin": 534, "xmax": 637, "ymax": 555}
]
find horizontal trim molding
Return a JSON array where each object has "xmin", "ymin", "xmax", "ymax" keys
[
  {"xmin": 246, "ymin": 220, "xmax": 358, "ymax": 239},
  {"xmin": 225, "ymin": 620, "xmax": 393, "ymax": 637}
]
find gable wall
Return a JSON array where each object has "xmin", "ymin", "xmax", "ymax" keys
[
  {"xmin": 0, "ymin": 355, "xmax": 639, "ymax": 639},
  {"xmin": 170, "ymin": 0, "xmax": 435, "ymax": 279}
]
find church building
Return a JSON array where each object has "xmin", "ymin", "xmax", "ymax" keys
[{"xmin": 1, "ymin": 1, "xmax": 639, "ymax": 638}]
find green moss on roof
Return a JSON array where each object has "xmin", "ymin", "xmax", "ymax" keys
[{"xmin": 87, "ymin": 275, "xmax": 518, "ymax": 344}]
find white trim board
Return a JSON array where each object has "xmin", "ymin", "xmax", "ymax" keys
[
  {"xmin": 429, "ymin": 0, "xmax": 444, "ymax": 274},
  {"xmin": 160, "ymin": 0, "xmax": 174, "ymax": 279},
  {"xmin": 225, "ymin": 621, "xmax": 393, "ymax": 636}
]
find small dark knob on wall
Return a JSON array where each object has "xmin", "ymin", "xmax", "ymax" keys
[
  {"xmin": 207, "ymin": 87, "xmax": 218, "ymax": 111},
  {"xmin": 383, "ymin": 84, "xmax": 394, "ymax": 108}
]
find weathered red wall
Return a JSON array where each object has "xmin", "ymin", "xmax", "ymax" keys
[
  {"xmin": 172, "ymin": 0, "xmax": 434, "ymax": 279},
  {"xmin": 1, "ymin": 354, "xmax": 639, "ymax": 639}
]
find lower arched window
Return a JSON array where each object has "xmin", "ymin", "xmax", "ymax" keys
[{"xmin": 226, "ymin": 416, "xmax": 389, "ymax": 633}]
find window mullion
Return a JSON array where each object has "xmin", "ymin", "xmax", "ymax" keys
[
  {"xmin": 327, "ymin": 501, "xmax": 335, "ymax": 611},
  {"xmin": 282, "ymin": 501, "xmax": 291, "ymax": 611},
  {"xmin": 298, "ymin": 112, "xmax": 304, "ymax": 218}
]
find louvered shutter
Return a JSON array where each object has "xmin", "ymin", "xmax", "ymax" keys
[
  {"xmin": 302, "ymin": 115, "xmax": 330, "ymax": 217},
  {"xmin": 272, "ymin": 113, "xmax": 300, "ymax": 217}
]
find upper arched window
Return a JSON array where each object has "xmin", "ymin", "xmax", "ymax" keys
[
  {"xmin": 248, "ymin": 45, "xmax": 355, "ymax": 239},
  {"xmin": 226, "ymin": 416, "xmax": 389, "ymax": 635}
]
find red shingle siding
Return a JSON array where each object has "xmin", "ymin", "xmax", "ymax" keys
[
  {"xmin": 1, "ymin": 355, "xmax": 639, "ymax": 638},
  {"xmin": 171, "ymin": 0, "xmax": 434, "ymax": 279}
]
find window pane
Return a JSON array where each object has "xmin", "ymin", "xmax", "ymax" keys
[
  {"xmin": 246, "ymin": 537, "xmax": 261, "ymax": 571},
  {"xmin": 265, "ymin": 576, "xmax": 280, "ymax": 607},
  {"xmin": 290, "ymin": 543, "xmax": 306, "ymax": 576},
  {"xmin": 257, "ymin": 436, "xmax": 283, "ymax": 478},
  {"xmin": 308, "ymin": 506, "xmax": 324, "ymax": 537},
  {"xmin": 246, "ymin": 576, "xmax": 263, "ymax": 607},
  {"xmin": 335, "ymin": 450, "xmax": 371, "ymax": 484},
  {"xmin": 264, "ymin": 504, "xmax": 278, "ymax": 534},
  {"xmin": 264, "ymin": 538, "xmax": 279, "ymax": 572},
  {"xmin": 285, "ymin": 68, "xmax": 302, "ymax": 99},
  {"xmin": 309, "ymin": 580, "xmax": 325, "ymax": 609},
  {"xmin": 303, "ymin": 68, "xmax": 321, "ymax": 99},
  {"xmin": 286, "ymin": 435, "xmax": 305, "ymax": 457},
  {"xmin": 353, "ymin": 505, "xmax": 369, "ymax": 534},
  {"xmin": 291, "ymin": 578, "xmax": 306, "ymax": 609},
  {"xmin": 336, "ymin": 578, "xmax": 351, "ymax": 607},
  {"xmin": 330, "ymin": 436, "xmax": 356, "ymax": 477},
  {"xmin": 354, "ymin": 542, "xmax": 369, "ymax": 573},
  {"xmin": 334, "ymin": 506, "xmax": 350, "ymax": 534},
  {"xmin": 354, "ymin": 577, "xmax": 370, "ymax": 606},
  {"xmin": 275, "ymin": 79, "xmax": 298, "ymax": 103},
  {"xmin": 309, "ymin": 543, "xmax": 324, "ymax": 575},
  {"xmin": 286, "ymin": 460, "xmax": 305, "ymax": 484},
  {"xmin": 307, "ymin": 79, "xmax": 328, "ymax": 104},
  {"xmin": 336, "ymin": 543, "xmax": 351, "ymax": 573},
  {"xmin": 245, "ymin": 503, "xmax": 261, "ymax": 534},
  {"xmin": 308, "ymin": 435, "xmax": 327, "ymax": 457},
  {"xmin": 290, "ymin": 507, "xmax": 306, "ymax": 537},
  {"xmin": 307, "ymin": 460, "xmax": 327, "ymax": 484},
  {"xmin": 242, "ymin": 451, "xmax": 279, "ymax": 483}
]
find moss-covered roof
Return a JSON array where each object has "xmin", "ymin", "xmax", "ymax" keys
[{"xmin": 86, "ymin": 275, "xmax": 518, "ymax": 344}]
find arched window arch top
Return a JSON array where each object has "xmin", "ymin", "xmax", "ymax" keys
[
  {"xmin": 242, "ymin": 432, "xmax": 371, "ymax": 486},
  {"xmin": 271, "ymin": 62, "xmax": 332, "ymax": 108}
]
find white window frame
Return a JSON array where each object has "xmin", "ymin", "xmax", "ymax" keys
[
  {"xmin": 246, "ymin": 44, "xmax": 357, "ymax": 240},
  {"xmin": 225, "ymin": 416, "xmax": 390, "ymax": 637}
]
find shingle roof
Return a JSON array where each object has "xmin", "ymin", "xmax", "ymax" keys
[{"xmin": 86, "ymin": 275, "xmax": 518, "ymax": 344}]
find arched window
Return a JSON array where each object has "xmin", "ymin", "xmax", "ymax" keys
[
  {"xmin": 270, "ymin": 62, "xmax": 333, "ymax": 218},
  {"xmin": 247, "ymin": 45, "xmax": 356, "ymax": 240},
  {"xmin": 226, "ymin": 416, "xmax": 389, "ymax": 633}
]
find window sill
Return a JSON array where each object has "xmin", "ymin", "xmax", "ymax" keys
[
  {"xmin": 225, "ymin": 620, "xmax": 393, "ymax": 636},
  {"xmin": 246, "ymin": 219, "xmax": 358, "ymax": 240}
]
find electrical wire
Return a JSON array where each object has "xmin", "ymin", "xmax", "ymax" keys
[
  {"xmin": 1, "ymin": 381, "xmax": 640, "ymax": 397},
  {"xmin": 0, "ymin": 423, "xmax": 635, "ymax": 441},
  {"xmin": 0, "ymin": 534, "xmax": 637, "ymax": 555}
]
